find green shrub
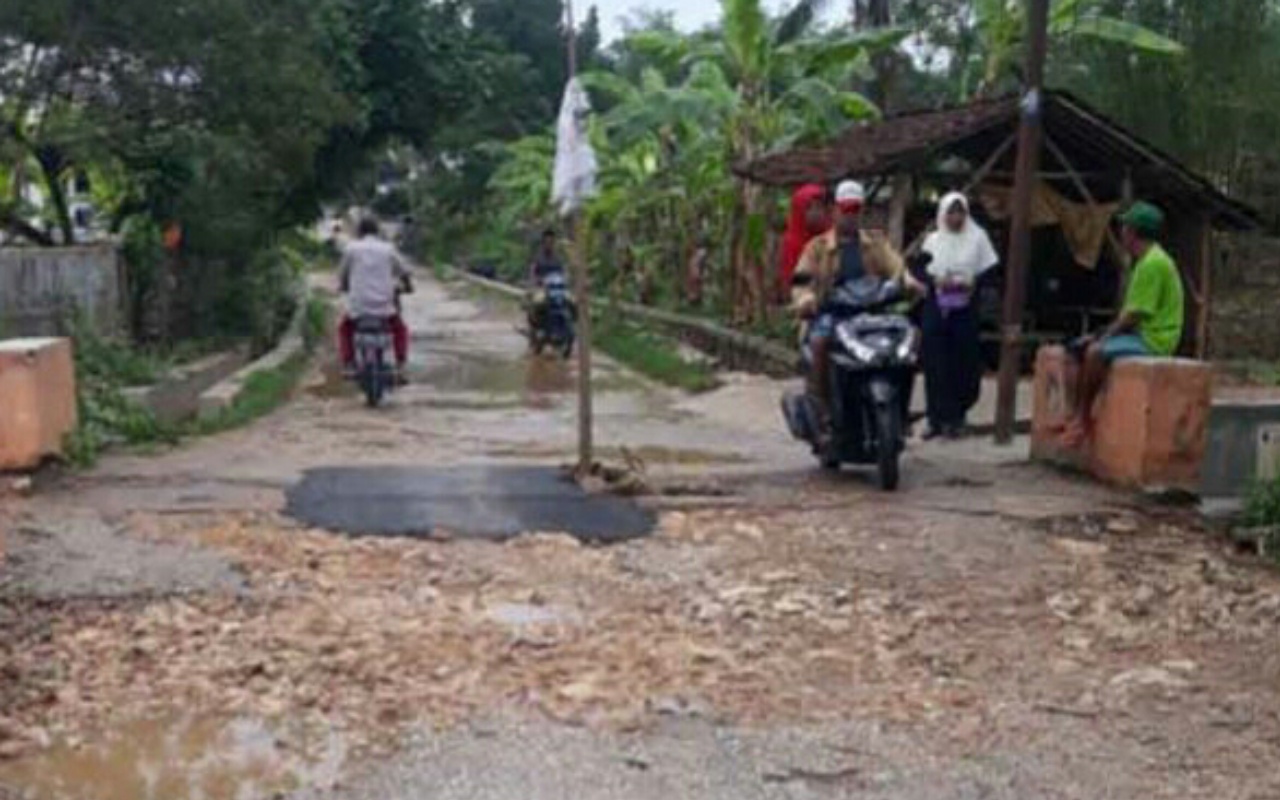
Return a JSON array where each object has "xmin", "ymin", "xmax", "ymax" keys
[
  {"xmin": 66, "ymin": 327, "xmax": 176, "ymax": 466},
  {"xmin": 303, "ymin": 295, "xmax": 331, "ymax": 352},
  {"xmin": 1245, "ymin": 474, "xmax": 1280, "ymax": 527}
]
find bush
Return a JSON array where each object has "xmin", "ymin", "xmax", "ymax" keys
[
  {"xmin": 66, "ymin": 328, "xmax": 175, "ymax": 466},
  {"xmin": 302, "ymin": 295, "xmax": 331, "ymax": 352},
  {"xmin": 1245, "ymin": 475, "xmax": 1280, "ymax": 527}
]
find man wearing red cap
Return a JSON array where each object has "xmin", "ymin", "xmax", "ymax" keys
[{"xmin": 791, "ymin": 180, "xmax": 920, "ymax": 446}]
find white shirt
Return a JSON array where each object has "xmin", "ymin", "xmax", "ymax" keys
[{"xmin": 339, "ymin": 237, "xmax": 410, "ymax": 318}]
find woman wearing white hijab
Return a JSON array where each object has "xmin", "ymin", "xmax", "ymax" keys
[{"xmin": 920, "ymin": 192, "xmax": 999, "ymax": 439}]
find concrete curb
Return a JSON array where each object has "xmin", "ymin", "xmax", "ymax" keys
[
  {"xmin": 447, "ymin": 268, "xmax": 796, "ymax": 378},
  {"xmin": 197, "ymin": 281, "xmax": 311, "ymax": 421},
  {"xmin": 121, "ymin": 348, "xmax": 251, "ymax": 424}
]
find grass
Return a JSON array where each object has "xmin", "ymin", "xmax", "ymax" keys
[
  {"xmin": 595, "ymin": 318, "xmax": 721, "ymax": 394},
  {"xmin": 191, "ymin": 352, "xmax": 311, "ymax": 435},
  {"xmin": 194, "ymin": 294, "xmax": 330, "ymax": 435},
  {"xmin": 302, "ymin": 294, "xmax": 331, "ymax": 351}
]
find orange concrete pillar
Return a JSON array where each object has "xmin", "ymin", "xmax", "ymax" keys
[
  {"xmin": 1031, "ymin": 345, "xmax": 1212, "ymax": 492},
  {"xmin": 1090, "ymin": 359, "xmax": 1211, "ymax": 492},
  {"xmin": 0, "ymin": 338, "xmax": 78, "ymax": 471}
]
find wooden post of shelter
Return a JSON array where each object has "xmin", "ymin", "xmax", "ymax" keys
[
  {"xmin": 1196, "ymin": 216, "xmax": 1213, "ymax": 359},
  {"xmin": 994, "ymin": 0, "xmax": 1050, "ymax": 444}
]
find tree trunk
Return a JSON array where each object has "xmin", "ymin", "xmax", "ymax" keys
[
  {"xmin": 0, "ymin": 207, "xmax": 55, "ymax": 246},
  {"xmin": 855, "ymin": 0, "xmax": 895, "ymax": 111},
  {"xmin": 35, "ymin": 145, "xmax": 74, "ymax": 245}
]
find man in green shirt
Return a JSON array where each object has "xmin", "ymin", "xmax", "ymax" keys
[{"xmin": 1066, "ymin": 201, "xmax": 1185, "ymax": 442}]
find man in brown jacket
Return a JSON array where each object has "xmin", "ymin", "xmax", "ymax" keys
[{"xmin": 791, "ymin": 180, "xmax": 920, "ymax": 447}]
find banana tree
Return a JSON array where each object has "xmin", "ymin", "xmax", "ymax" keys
[
  {"xmin": 714, "ymin": 0, "xmax": 909, "ymax": 322},
  {"xmin": 970, "ymin": 0, "xmax": 1185, "ymax": 97}
]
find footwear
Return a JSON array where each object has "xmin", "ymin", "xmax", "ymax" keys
[
  {"xmin": 394, "ymin": 369, "xmax": 409, "ymax": 387},
  {"xmin": 945, "ymin": 424, "xmax": 965, "ymax": 440},
  {"xmin": 922, "ymin": 426, "xmax": 945, "ymax": 441},
  {"xmin": 1060, "ymin": 418, "xmax": 1089, "ymax": 448}
]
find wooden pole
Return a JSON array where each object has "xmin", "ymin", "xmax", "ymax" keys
[
  {"xmin": 564, "ymin": 0, "xmax": 594, "ymax": 474},
  {"xmin": 1195, "ymin": 215, "xmax": 1213, "ymax": 359},
  {"xmin": 994, "ymin": 0, "xmax": 1050, "ymax": 444}
]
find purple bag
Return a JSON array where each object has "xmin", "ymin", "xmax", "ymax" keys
[{"xmin": 937, "ymin": 285, "xmax": 971, "ymax": 311}]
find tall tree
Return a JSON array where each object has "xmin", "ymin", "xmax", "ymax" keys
[{"xmin": 468, "ymin": 0, "xmax": 569, "ymax": 136}]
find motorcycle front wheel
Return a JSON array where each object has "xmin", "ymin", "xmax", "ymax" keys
[{"xmin": 874, "ymin": 402, "xmax": 902, "ymax": 491}]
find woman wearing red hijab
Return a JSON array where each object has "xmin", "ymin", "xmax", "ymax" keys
[{"xmin": 779, "ymin": 183, "xmax": 831, "ymax": 298}]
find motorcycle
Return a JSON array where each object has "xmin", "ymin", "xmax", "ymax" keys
[
  {"xmin": 351, "ymin": 316, "xmax": 398, "ymax": 407},
  {"xmin": 782, "ymin": 277, "xmax": 918, "ymax": 491},
  {"xmin": 529, "ymin": 272, "xmax": 576, "ymax": 358}
]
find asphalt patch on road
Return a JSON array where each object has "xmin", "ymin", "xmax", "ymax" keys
[{"xmin": 284, "ymin": 465, "xmax": 655, "ymax": 543}]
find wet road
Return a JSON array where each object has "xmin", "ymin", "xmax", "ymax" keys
[{"xmin": 55, "ymin": 271, "xmax": 806, "ymax": 517}]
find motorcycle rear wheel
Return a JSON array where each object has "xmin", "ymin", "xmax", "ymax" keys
[{"xmin": 361, "ymin": 353, "xmax": 386, "ymax": 408}]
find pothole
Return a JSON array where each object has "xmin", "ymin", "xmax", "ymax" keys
[{"xmin": 284, "ymin": 465, "xmax": 655, "ymax": 543}]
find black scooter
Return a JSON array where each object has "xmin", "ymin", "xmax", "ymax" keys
[
  {"xmin": 529, "ymin": 272, "xmax": 576, "ymax": 358},
  {"xmin": 782, "ymin": 277, "xmax": 918, "ymax": 490}
]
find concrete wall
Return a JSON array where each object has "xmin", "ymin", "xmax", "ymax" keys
[
  {"xmin": 0, "ymin": 244, "xmax": 124, "ymax": 338},
  {"xmin": 1202, "ymin": 401, "xmax": 1280, "ymax": 498}
]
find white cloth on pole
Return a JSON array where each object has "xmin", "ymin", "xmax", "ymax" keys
[{"xmin": 551, "ymin": 77, "xmax": 598, "ymax": 217}]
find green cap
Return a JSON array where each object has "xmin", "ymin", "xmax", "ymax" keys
[{"xmin": 1118, "ymin": 201, "xmax": 1164, "ymax": 238}]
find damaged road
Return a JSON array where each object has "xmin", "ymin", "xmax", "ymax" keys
[{"xmin": 1, "ymin": 272, "xmax": 1279, "ymax": 800}]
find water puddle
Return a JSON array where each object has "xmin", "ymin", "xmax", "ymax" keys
[
  {"xmin": 0, "ymin": 715, "xmax": 345, "ymax": 800},
  {"xmin": 420, "ymin": 353, "xmax": 639, "ymax": 402},
  {"xmin": 421, "ymin": 354, "xmax": 570, "ymax": 396}
]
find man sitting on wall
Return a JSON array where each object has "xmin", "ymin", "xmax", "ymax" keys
[{"xmin": 1064, "ymin": 201, "xmax": 1185, "ymax": 444}]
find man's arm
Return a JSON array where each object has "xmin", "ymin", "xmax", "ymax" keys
[
  {"xmin": 790, "ymin": 239, "xmax": 822, "ymax": 318},
  {"xmin": 865, "ymin": 232, "xmax": 923, "ymax": 297},
  {"xmin": 1104, "ymin": 260, "xmax": 1155, "ymax": 338},
  {"xmin": 1102, "ymin": 310, "xmax": 1142, "ymax": 339},
  {"xmin": 391, "ymin": 249, "xmax": 414, "ymax": 294},
  {"xmin": 338, "ymin": 249, "xmax": 352, "ymax": 294}
]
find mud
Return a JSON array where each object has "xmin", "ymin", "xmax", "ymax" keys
[{"xmin": 0, "ymin": 714, "xmax": 344, "ymax": 800}]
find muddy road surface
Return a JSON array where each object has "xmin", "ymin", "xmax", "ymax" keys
[{"xmin": 1, "ymin": 271, "xmax": 1278, "ymax": 800}]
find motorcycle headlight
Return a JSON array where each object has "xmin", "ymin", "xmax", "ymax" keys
[{"xmin": 838, "ymin": 326, "xmax": 878, "ymax": 363}]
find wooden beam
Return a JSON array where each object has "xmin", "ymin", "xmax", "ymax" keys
[
  {"xmin": 888, "ymin": 173, "xmax": 912, "ymax": 250},
  {"xmin": 1043, "ymin": 134, "xmax": 1126, "ymax": 264}
]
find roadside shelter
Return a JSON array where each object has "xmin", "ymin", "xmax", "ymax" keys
[{"xmin": 735, "ymin": 90, "xmax": 1261, "ymax": 361}]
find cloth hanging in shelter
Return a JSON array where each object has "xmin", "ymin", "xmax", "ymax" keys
[{"xmin": 977, "ymin": 181, "xmax": 1119, "ymax": 269}]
